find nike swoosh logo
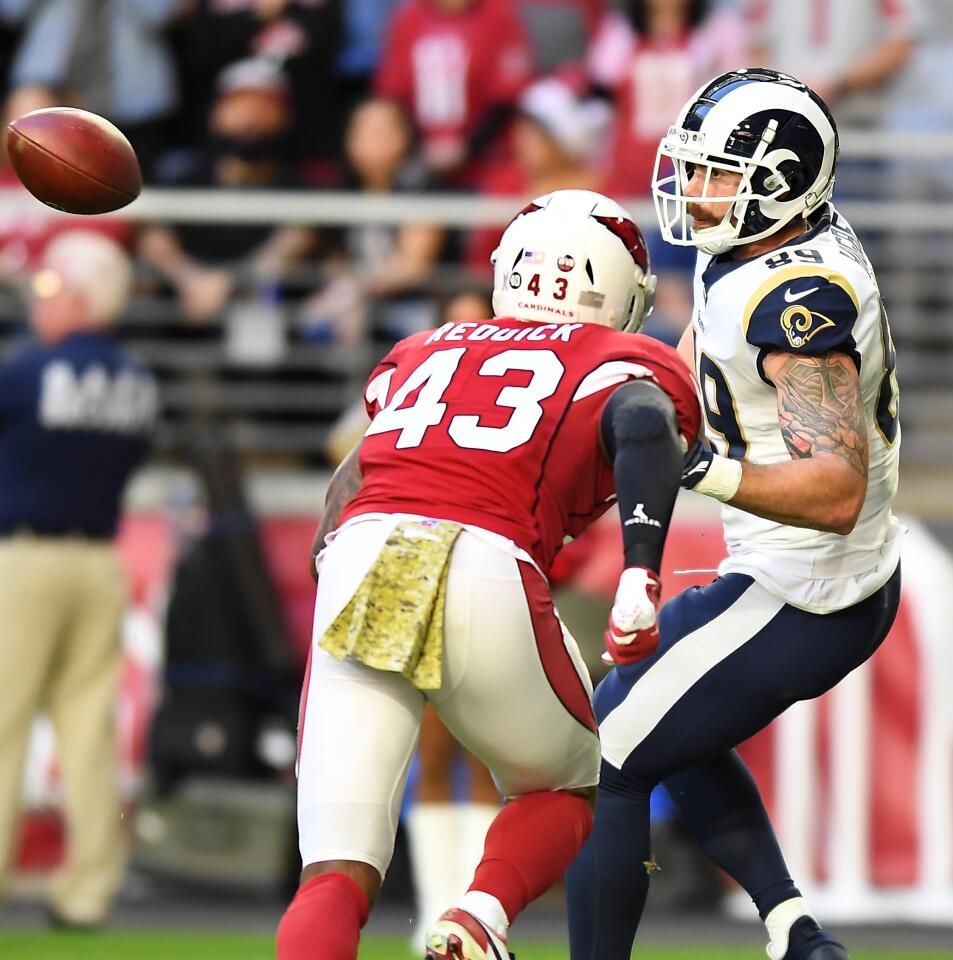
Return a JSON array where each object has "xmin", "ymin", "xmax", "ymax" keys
[
  {"xmin": 784, "ymin": 286, "xmax": 820, "ymax": 303},
  {"xmin": 684, "ymin": 463, "xmax": 709, "ymax": 477}
]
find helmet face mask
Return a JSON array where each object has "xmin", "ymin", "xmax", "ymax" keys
[
  {"xmin": 491, "ymin": 189, "xmax": 657, "ymax": 334},
  {"xmin": 652, "ymin": 69, "xmax": 839, "ymax": 256}
]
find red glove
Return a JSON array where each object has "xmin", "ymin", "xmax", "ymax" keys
[{"xmin": 602, "ymin": 567, "xmax": 662, "ymax": 666}]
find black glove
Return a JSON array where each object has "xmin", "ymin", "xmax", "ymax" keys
[{"xmin": 681, "ymin": 440, "xmax": 715, "ymax": 490}]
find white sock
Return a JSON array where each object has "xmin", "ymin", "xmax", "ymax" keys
[
  {"xmin": 406, "ymin": 803, "xmax": 460, "ymax": 946},
  {"xmin": 459, "ymin": 889, "xmax": 509, "ymax": 939},
  {"xmin": 765, "ymin": 897, "xmax": 812, "ymax": 960},
  {"xmin": 456, "ymin": 802, "xmax": 499, "ymax": 892}
]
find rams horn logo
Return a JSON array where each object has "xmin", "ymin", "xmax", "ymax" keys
[{"xmin": 780, "ymin": 304, "xmax": 835, "ymax": 349}]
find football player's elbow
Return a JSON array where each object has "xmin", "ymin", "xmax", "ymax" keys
[{"xmin": 828, "ymin": 483, "xmax": 866, "ymax": 535}]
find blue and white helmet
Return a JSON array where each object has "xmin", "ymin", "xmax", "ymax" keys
[{"xmin": 652, "ymin": 68, "xmax": 839, "ymax": 255}]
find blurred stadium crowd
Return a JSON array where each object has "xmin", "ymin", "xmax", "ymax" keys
[{"xmin": 0, "ymin": 0, "xmax": 948, "ymax": 465}]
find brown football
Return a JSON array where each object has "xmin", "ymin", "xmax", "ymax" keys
[{"xmin": 6, "ymin": 107, "xmax": 141, "ymax": 215}]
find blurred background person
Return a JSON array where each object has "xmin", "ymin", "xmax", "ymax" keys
[
  {"xmin": 586, "ymin": 0, "xmax": 749, "ymax": 343},
  {"xmin": 589, "ymin": 0, "xmax": 748, "ymax": 200},
  {"xmin": 745, "ymin": 0, "xmax": 921, "ymax": 130},
  {"xmin": 298, "ymin": 96, "xmax": 445, "ymax": 346},
  {"xmin": 374, "ymin": 0, "xmax": 535, "ymax": 185},
  {"xmin": 466, "ymin": 76, "xmax": 611, "ymax": 278},
  {"xmin": 139, "ymin": 58, "xmax": 316, "ymax": 325},
  {"xmin": 173, "ymin": 0, "xmax": 343, "ymax": 182},
  {"xmin": 0, "ymin": 230, "xmax": 156, "ymax": 928},
  {"xmin": 0, "ymin": 0, "xmax": 184, "ymax": 181},
  {"xmin": 332, "ymin": 0, "xmax": 403, "ymax": 153}
]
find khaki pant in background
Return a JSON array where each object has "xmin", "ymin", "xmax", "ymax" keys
[{"xmin": 0, "ymin": 535, "xmax": 126, "ymax": 924}]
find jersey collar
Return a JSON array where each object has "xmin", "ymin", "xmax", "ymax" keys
[{"xmin": 701, "ymin": 204, "xmax": 834, "ymax": 297}]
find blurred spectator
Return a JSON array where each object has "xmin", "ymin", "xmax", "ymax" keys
[
  {"xmin": 590, "ymin": 0, "xmax": 748, "ymax": 198},
  {"xmin": 0, "ymin": 230, "xmax": 156, "ymax": 928},
  {"xmin": 882, "ymin": 1, "xmax": 953, "ymax": 287},
  {"xmin": 0, "ymin": 0, "xmax": 183, "ymax": 180},
  {"xmin": 175, "ymin": 0, "xmax": 342, "ymax": 177},
  {"xmin": 332, "ymin": 0, "xmax": 403, "ymax": 137},
  {"xmin": 885, "ymin": 0, "xmax": 953, "ymax": 199},
  {"xmin": 745, "ymin": 0, "xmax": 922, "ymax": 128},
  {"xmin": 298, "ymin": 97, "xmax": 445, "ymax": 345},
  {"xmin": 516, "ymin": 0, "xmax": 606, "ymax": 72},
  {"xmin": 139, "ymin": 58, "xmax": 315, "ymax": 324},
  {"xmin": 585, "ymin": 0, "xmax": 747, "ymax": 343},
  {"xmin": 466, "ymin": 76, "xmax": 610, "ymax": 276},
  {"xmin": 375, "ymin": 0, "xmax": 535, "ymax": 185}
]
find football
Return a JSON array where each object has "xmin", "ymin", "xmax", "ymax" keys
[{"xmin": 5, "ymin": 107, "xmax": 141, "ymax": 215}]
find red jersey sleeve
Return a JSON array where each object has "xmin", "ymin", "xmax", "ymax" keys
[
  {"xmin": 362, "ymin": 350, "xmax": 400, "ymax": 420},
  {"xmin": 581, "ymin": 335, "xmax": 702, "ymax": 448}
]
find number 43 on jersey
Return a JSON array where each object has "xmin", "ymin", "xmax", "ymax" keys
[{"xmin": 365, "ymin": 347, "xmax": 565, "ymax": 452}]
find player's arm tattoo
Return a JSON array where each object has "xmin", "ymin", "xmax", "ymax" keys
[
  {"xmin": 768, "ymin": 351, "xmax": 868, "ymax": 480},
  {"xmin": 309, "ymin": 443, "xmax": 363, "ymax": 581}
]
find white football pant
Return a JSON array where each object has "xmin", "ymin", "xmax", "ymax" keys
[{"xmin": 296, "ymin": 517, "xmax": 600, "ymax": 876}]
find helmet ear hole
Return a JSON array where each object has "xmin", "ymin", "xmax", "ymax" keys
[
  {"xmin": 777, "ymin": 160, "xmax": 804, "ymax": 199},
  {"xmin": 585, "ymin": 259, "xmax": 595, "ymax": 284}
]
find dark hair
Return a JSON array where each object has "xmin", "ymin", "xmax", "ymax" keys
[
  {"xmin": 437, "ymin": 285, "xmax": 493, "ymax": 324},
  {"xmin": 338, "ymin": 96, "xmax": 420, "ymax": 190},
  {"xmin": 624, "ymin": 0, "xmax": 710, "ymax": 33}
]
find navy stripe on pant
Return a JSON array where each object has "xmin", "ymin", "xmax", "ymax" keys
[{"xmin": 567, "ymin": 566, "xmax": 901, "ymax": 960}]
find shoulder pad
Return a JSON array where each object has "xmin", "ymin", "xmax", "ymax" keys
[{"xmin": 744, "ymin": 266, "xmax": 860, "ymax": 355}]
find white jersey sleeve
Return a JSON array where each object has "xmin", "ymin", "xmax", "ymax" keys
[{"xmin": 691, "ymin": 205, "xmax": 902, "ymax": 613}]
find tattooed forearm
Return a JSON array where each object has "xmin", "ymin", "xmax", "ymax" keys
[
  {"xmin": 769, "ymin": 352, "xmax": 869, "ymax": 481},
  {"xmin": 310, "ymin": 444, "xmax": 364, "ymax": 579}
]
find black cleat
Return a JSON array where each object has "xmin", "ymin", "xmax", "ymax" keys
[{"xmin": 777, "ymin": 916, "xmax": 849, "ymax": 960}]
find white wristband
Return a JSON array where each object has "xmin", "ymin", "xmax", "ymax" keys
[{"xmin": 694, "ymin": 454, "xmax": 743, "ymax": 502}]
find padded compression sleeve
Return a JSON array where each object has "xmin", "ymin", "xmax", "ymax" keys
[{"xmin": 600, "ymin": 380, "xmax": 683, "ymax": 573}]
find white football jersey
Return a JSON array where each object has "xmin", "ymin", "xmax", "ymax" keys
[{"xmin": 690, "ymin": 204, "xmax": 902, "ymax": 613}]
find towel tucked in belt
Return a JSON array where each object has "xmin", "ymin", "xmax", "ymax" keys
[{"xmin": 318, "ymin": 519, "xmax": 464, "ymax": 690}]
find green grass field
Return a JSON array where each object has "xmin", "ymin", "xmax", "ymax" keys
[{"xmin": 1, "ymin": 932, "xmax": 951, "ymax": 960}]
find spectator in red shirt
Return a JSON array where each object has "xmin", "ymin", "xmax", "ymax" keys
[
  {"xmin": 375, "ymin": 0, "xmax": 535, "ymax": 185},
  {"xmin": 590, "ymin": 0, "xmax": 748, "ymax": 199},
  {"xmin": 466, "ymin": 76, "xmax": 611, "ymax": 276}
]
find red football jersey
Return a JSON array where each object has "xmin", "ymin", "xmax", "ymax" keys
[{"xmin": 340, "ymin": 317, "xmax": 701, "ymax": 574}]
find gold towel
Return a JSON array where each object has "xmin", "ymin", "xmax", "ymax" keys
[{"xmin": 318, "ymin": 519, "xmax": 463, "ymax": 690}]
